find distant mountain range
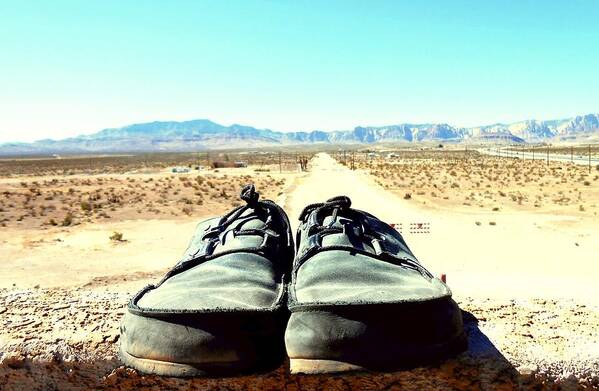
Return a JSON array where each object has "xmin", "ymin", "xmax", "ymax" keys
[{"xmin": 1, "ymin": 114, "xmax": 598, "ymax": 155}]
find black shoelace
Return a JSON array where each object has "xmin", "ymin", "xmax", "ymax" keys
[
  {"xmin": 297, "ymin": 196, "xmax": 432, "ymax": 277},
  {"xmin": 160, "ymin": 184, "xmax": 291, "ymax": 282},
  {"xmin": 201, "ymin": 184, "xmax": 275, "ymax": 241}
]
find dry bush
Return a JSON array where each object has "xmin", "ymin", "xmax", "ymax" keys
[
  {"xmin": 109, "ymin": 231, "xmax": 125, "ymax": 242},
  {"xmin": 0, "ymin": 162, "xmax": 286, "ymax": 229}
]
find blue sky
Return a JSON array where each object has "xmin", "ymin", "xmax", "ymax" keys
[{"xmin": 1, "ymin": 1, "xmax": 598, "ymax": 142}]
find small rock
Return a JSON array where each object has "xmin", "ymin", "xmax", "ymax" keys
[
  {"xmin": 517, "ymin": 364, "xmax": 538, "ymax": 376},
  {"xmin": 1, "ymin": 353, "xmax": 26, "ymax": 369}
]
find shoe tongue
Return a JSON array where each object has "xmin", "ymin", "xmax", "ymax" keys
[
  {"xmin": 320, "ymin": 213, "xmax": 371, "ymax": 250},
  {"xmin": 239, "ymin": 218, "xmax": 266, "ymax": 230},
  {"xmin": 212, "ymin": 209, "xmax": 268, "ymax": 254},
  {"xmin": 238, "ymin": 208, "xmax": 267, "ymax": 230},
  {"xmin": 322, "ymin": 214, "xmax": 353, "ymax": 229}
]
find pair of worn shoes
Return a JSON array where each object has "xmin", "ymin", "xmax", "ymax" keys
[{"xmin": 119, "ymin": 185, "xmax": 466, "ymax": 376}]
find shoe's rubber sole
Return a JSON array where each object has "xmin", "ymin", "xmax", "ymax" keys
[
  {"xmin": 289, "ymin": 359, "xmax": 365, "ymax": 374},
  {"xmin": 288, "ymin": 331, "xmax": 468, "ymax": 374},
  {"xmin": 118, "ymin": 343, "xmax": 247, "ymax": 377}
]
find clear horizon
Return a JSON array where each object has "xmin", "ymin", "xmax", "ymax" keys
[
  {"xmin": 3, "ymin": 112, "xmax": 599, "ymax": 145},
  {"xmin": 1, "ymin": 1, "xmax": 598, "ymax": 143}
]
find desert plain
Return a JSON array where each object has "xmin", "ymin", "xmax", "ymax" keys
[{"xmin": 0, "ymin": 146, "xmax": 598, "ymax": 390}]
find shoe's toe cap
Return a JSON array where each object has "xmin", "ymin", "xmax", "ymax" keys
[{"xmin": 119, "ymin": 310, "xmax": 285, "ymax": 376}]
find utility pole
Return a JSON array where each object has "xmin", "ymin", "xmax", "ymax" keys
[
  {"xmin": 532, "ymin": 145, "xmax": 535, "ymax": 161},
  {"xmin": 343, "ymin": 150, "xmax": 347, "ymax": 165},
  {"xmin": 279, "ymin": 151, "xmax": 282, "ymax": 173},
  {"xmin": 590, "ymin": 144, "xmax": 592, "ymax": 173},
  {"xmin": 546, "ymin": 146, "xmax": 549, "ymax": 165},
  {"xmin": 571, "ymin": 146, "xmax": 573, "ymax": 163}
]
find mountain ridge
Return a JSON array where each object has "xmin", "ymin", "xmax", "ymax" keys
[{"xmin": 1, "ymin": 114, "xmax": 598, "ymax": 155}]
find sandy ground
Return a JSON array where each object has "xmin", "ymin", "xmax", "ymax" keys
[
  {"xmin": 1, "ymin": 153, "xmax": 598, "ymax": 390},
  {"xmin": 0, "ymin": 167, "xmax": 290, "ymax": 289},
  {"xmin": 0, "ymin": 219, "xmax": 196, "ymax": 290}
]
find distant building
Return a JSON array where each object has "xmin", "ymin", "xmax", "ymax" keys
[
  {"xmin": 211, "ymin": 161, "xmax": 248, "ymax": 168},
  {"xmin": 171, "ymin": 167, "xmax": 190, "ymax": 173}
]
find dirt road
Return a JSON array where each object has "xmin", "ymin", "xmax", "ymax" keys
[{"xmin": 1, "ymin": 153, "xmax": 598, "ymax": 390}]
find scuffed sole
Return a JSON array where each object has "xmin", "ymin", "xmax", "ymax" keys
[
  {"xmin": 289, "ymin": 358, "xmax": 365, "ymax": 374},
  {"xmin": 119, "ymin": 344, "xmax": 243, "ymax": 377},
  {"xmin": 288, "ymin": 332, "xmax": 468, "ymax": 374}
]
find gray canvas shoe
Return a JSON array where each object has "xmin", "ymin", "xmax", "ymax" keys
[
  {"xmin": 285, "ymin": 196, "xmax": 466, "ymax": 374},
  {"xmin": 119, "ymin": 185, "xmax": 294, "ymax": 377}
]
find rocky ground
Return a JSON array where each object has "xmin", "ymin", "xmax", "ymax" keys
[{"xmin": 1, "ymin": 288, "xmax": 598, "ymax": 390}]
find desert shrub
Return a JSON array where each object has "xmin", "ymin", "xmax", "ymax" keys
[
  {"xmin": 110, "ymin": 231, "xmax": 124, "ymax": 242},
  {"xmin": 62, "ymin": 213, "xmax": 73, "ymax": 226}
]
